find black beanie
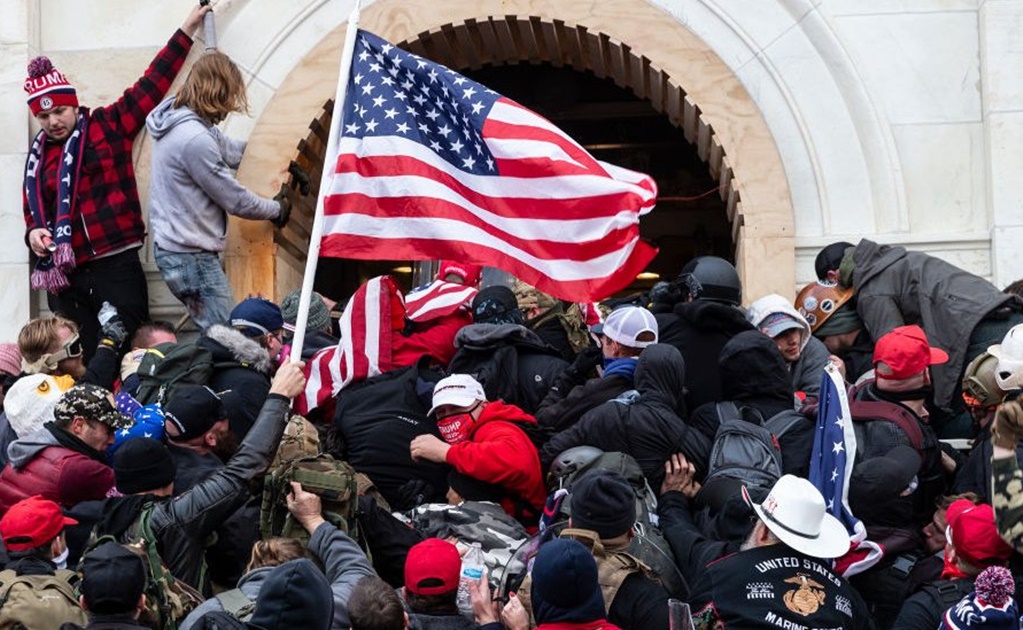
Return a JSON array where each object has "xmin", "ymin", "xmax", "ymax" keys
[
  {"xmin": 114, "ymin": 437, "xmax": 176, "ymax": 494},
  {"xmin": 814, "ymin": 241, "xmax": 854, "ymax": 280},
  {"xmin": 570, "ymin": 469, "xmax": 636, "ymax": 538}
]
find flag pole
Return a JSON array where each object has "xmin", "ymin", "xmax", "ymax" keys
[{"xmin": 290, "ymin": 0, "xmax": 361, "ymax": 363}]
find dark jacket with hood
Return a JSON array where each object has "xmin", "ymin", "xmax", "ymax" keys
[
  {"xmin": 91, "ymin": 393, "xmax": 290, "ymax": 594},
  {"xmin": 655, "ymin": 300, "xmax": 754, "ymax": 410},
  {"xmin": 541, "ymin": 344, "xmax": 687, "ymax": 490},
  {"xmin": 849, "ymin": 238, "xmax": 1017, "ymax": 412},
  {"xmin": 248, "ymin": 559, "xmax": 334, "ymax": 630},
  {"xmin": 682, "ymin": 331, "xmax": 808, "ymax": 481},
  {"xmin": 335, "ymin": 359, "xmax": 450, "ymax": 511},
  {"xmin": 448, "ymin": 324, "xmax": 569, "ymax": 416},
  {"xmin": 198, "ymin": 325, "xmax": 274, "ymax": 438}
]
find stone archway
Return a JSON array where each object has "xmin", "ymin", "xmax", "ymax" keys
[{"xmin": 231, "ymin": 0, "xmax": 795, "ymax": 303}]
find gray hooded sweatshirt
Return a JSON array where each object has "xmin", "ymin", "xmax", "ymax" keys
[{"xmin": 146, "ymin": 97, "xmax": 280, "ymax": 253}]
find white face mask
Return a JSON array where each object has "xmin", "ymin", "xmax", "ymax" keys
[{"xmin": 53, "ymin": 545, "xmax": 69, "ymax": 570}]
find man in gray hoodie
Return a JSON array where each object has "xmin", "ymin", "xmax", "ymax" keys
[{"xmin": 146, "ymin": 51, "xmax": 306, "ymax": 331}]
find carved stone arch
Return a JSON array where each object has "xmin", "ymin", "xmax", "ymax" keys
[{"xmin": 231, "ymin": 0, "xmax": 795, "ymax": 302}]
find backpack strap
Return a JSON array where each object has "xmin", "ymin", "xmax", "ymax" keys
[
  {"xmin": 560, "ymin": 528, "xmax": 646, "ymax": 613},
  {"xmin": 215, "ymin": 588, "xmax": 256, "ymax": 620},
  {"xmin": 849, "ymin": 399, "xmax": 925, "ymax": 452},
  {"xmin": 921, "ymin": 579, "xmax": 973, "ymax": 610}
]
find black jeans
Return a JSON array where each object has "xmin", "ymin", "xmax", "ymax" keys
[{"xmin": 47, "ymin": 248, "xmax": 150, "ymax": 363}]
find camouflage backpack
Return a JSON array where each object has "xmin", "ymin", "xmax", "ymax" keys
[
  {"xmin": 259, "ymin": 453, "xmax": 364, "ymax": 548},
  {"xmin": 82, "ymin": 502, "xmax": 205, "ymax": 630}
]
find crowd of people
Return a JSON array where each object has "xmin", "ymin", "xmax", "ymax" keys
[{"xmin": 12, "ymin": 4, "xmax": 1023, "ymax": 629}]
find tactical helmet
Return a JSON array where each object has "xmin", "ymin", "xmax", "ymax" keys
[
  {"xmin": 676, "ymin": 256, "xmax": 741, "ymax": 305},
  {"xmin": 549, "ymin": 445, "xmax": 603, "ymax": 487},
  {"xmin": 989, "ymin": 324, "xmax": 1023, "ymax": 390},
  {"xmin": 795, "ymin": 281, "xmax": 854, "ymax": 333},
  {"xmin": 962, "ymin": 351, "xmax": 1005, "ymax": 409}
]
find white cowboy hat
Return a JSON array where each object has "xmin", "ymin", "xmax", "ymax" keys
[{"xmin": 743, "ymin": 475, "xmax": 850, "ymax": 559}]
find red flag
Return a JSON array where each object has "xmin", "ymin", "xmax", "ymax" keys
[{"xmin": 320, "ymin": 30, "xmax": 658, "ymax": 302}]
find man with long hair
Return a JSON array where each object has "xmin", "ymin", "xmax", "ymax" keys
[{"xmin": 146, "ymin": 51, "xmax": 307, "ymax": 330}]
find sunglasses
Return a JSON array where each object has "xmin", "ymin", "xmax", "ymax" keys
[{"xmin": 52, "ymin": 334, "xmax": 83, "ymax": 362}]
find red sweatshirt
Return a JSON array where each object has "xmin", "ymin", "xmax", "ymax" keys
[{"xmin": 445, "ymin": 401, "xmax": 547, "ymax": 520}]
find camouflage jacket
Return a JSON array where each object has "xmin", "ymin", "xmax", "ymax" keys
[{"xmin": 991, "ymin": 453, "xmax": 1023, "ymax": 551}]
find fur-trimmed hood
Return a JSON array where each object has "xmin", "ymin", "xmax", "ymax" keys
[{"xmin": 200, "ymin": 324, "xmax": 274, "ymax": 374}]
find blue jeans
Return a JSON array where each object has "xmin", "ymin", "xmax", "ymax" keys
[{"xmin": 154, "ymin": 246, "xmax": 234, "ymax": 331}]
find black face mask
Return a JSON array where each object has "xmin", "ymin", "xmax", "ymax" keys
[{"xmin": 875, "ymin": 385, "xmax": 934, "ymax": 403}]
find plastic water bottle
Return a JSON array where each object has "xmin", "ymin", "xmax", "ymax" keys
[
  {"xmin": 456, "ymin": 542, "xmax": 485, "ymax": 618},
  {"xmin": 97, "ymin": 301, "xmax": 119, "ymax": 327}
]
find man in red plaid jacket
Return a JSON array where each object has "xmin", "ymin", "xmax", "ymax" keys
[{"xmin": 22, "ymin": 4, "xmax": 210, "ymax": 362}]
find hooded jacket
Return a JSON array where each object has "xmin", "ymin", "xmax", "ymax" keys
[
  {"xmin": 445, "ymin": 400, "xmax": 547, "ymax": 520},
  {"xmin": 448, "ymin": 323, "xmax": 569, "ymax": 416},
  {"xmin": 682, "ymin": 331, "xmax": 807, "ymax": 481},
  {"xmin": 181, "ymin": 522, "xmax": 372, "ymax": 630},
  {"xmin": 541, "ymin": 344, "xmax": 687, "ymax": 490},
  {"xmin": 146, "ymin": 98, "xmax": 279, "ymax": 254},
  {"xmin": 248, "ymin": 559, "xmax": 334, "ymax": 630},
  {"xmin": 199, "ymin": 325, "xmax": 273, "ymax": 438},
  {"xmin": 655, "ymin": 300, "xmax": 753, "ymax": 410},
  {"xmin": 0, "ymin": 425, "xmax": 114, "ymax": 515},
  {"xmin": 850, "ymin": 238, "xmax": 1017, "ymax": 412},
  {"xmin": 747, "ymin": 293, "xmax": 831, "ymax": 395}
]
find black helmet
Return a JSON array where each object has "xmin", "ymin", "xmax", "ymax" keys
[{"xmin": 677, "ymin": 256, "xmax": 741, "ymax": 305}]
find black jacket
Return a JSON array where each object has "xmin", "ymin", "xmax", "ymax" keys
[
  {"xmin": 541, "ymin": 344, "xmax": 687, "ymax": 489},
  {"xmin": 687, "ymin": 543, "xmax": 874, "ymax": 629},
  {"xmin": 891, "ymin": 577, "xmax": 975, "ymax": 630},
  {"xmin": 448, "ymin": 324, "xmax": 568, "ymax": 416},
  {"xmin": 536, "ymin": 367, "xmax": 633, "ymax": 436},
  {"xmin": 683, "ymin": 330, "xmax": 806, "ymax": 480},
  {"xmin": 655, "ymin": 300, "xmax": 753, "ymax": 410},
  {"xmin": 198, "ymin": 325, "xmax": 274, "ymax": 438},
  {"xmin": 93, "ymin": 394, "xmax": 290, "ymax": 594},
  {"xmin": 166, "ymin": 444, "xmax": 258, "ymax": 589},
  {"xmin": 334, "ymin": 359, "xmax": 450, "ymax": 511},
  {"xmin": 608, "ymin": 566, "xmax": 671, "ymax": 630}
]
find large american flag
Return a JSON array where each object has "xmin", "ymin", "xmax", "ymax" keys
[
  {"xmin": 320, "ymin": 30, "xmax": 658, "ymax": 302},
  {"xmin": 809, "ymin": 366, "xmax": 882, "ymax": 577}
]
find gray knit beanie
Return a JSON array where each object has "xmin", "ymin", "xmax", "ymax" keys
[{"xmin": 280, "ymin": 290, "xmax": 331, "ymax": 333}]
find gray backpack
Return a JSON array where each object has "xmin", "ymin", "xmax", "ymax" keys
[{"xmin": 705, "ymin": 402, "xmax": 807, "ymax": 502}]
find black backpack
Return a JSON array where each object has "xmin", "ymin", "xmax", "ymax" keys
[{"xmin": 135, "ymin": 342, "xmax": 216, "ymax": 406}]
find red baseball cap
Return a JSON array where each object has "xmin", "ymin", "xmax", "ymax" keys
[
  {"xmin": 873, "ymin": 325, "xmax": 948, "ymax": 380},
  {"xmin": 946, "ymin": 499, "xmax": 1012, "ymax": 568},
  {"xmin": 0, "ymin": 495, "xmax": 77, "ymax": 552},
  {"xmin": 437, "ymin": 261, "xmax": 482, "ymax": 287},
  {"xmin": 405, "ymin": 538, "xmax": 462, "ymax": 595}
]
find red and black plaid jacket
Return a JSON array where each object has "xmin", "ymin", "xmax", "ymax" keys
[{"xmin": 23, "ymin": 29, "xmax": 194, "ymax": 265}]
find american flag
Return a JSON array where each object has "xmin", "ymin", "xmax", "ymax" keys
[
  {"xmin": 295, "ymin": 275, "xmax": 404, "ymax": 415},
  {"xmin": 403, "ymin": 279, "xmax": 477, "ymax": 323},
  {"xmin": 319, "ymin": 30, "xmax": 658, "ymax": 302},
  {"xmin": 809, "ymin": 365, "xmax": 882, "ymax": 577}
]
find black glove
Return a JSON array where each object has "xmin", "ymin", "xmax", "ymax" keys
[
  {"xmin": 288, "ymin": 161, "xmax": 312, "ymax": 196},
  {"xmin": 97, "ymin": 301, "xmax": 127, "ymax": 350},
  {"xmin": 272, "ymin": 188, "xmax": 292, "ymax": 228},
  {"xmin": 570, "ymin": 344, "xmax": 603, "ymax": 378}
]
